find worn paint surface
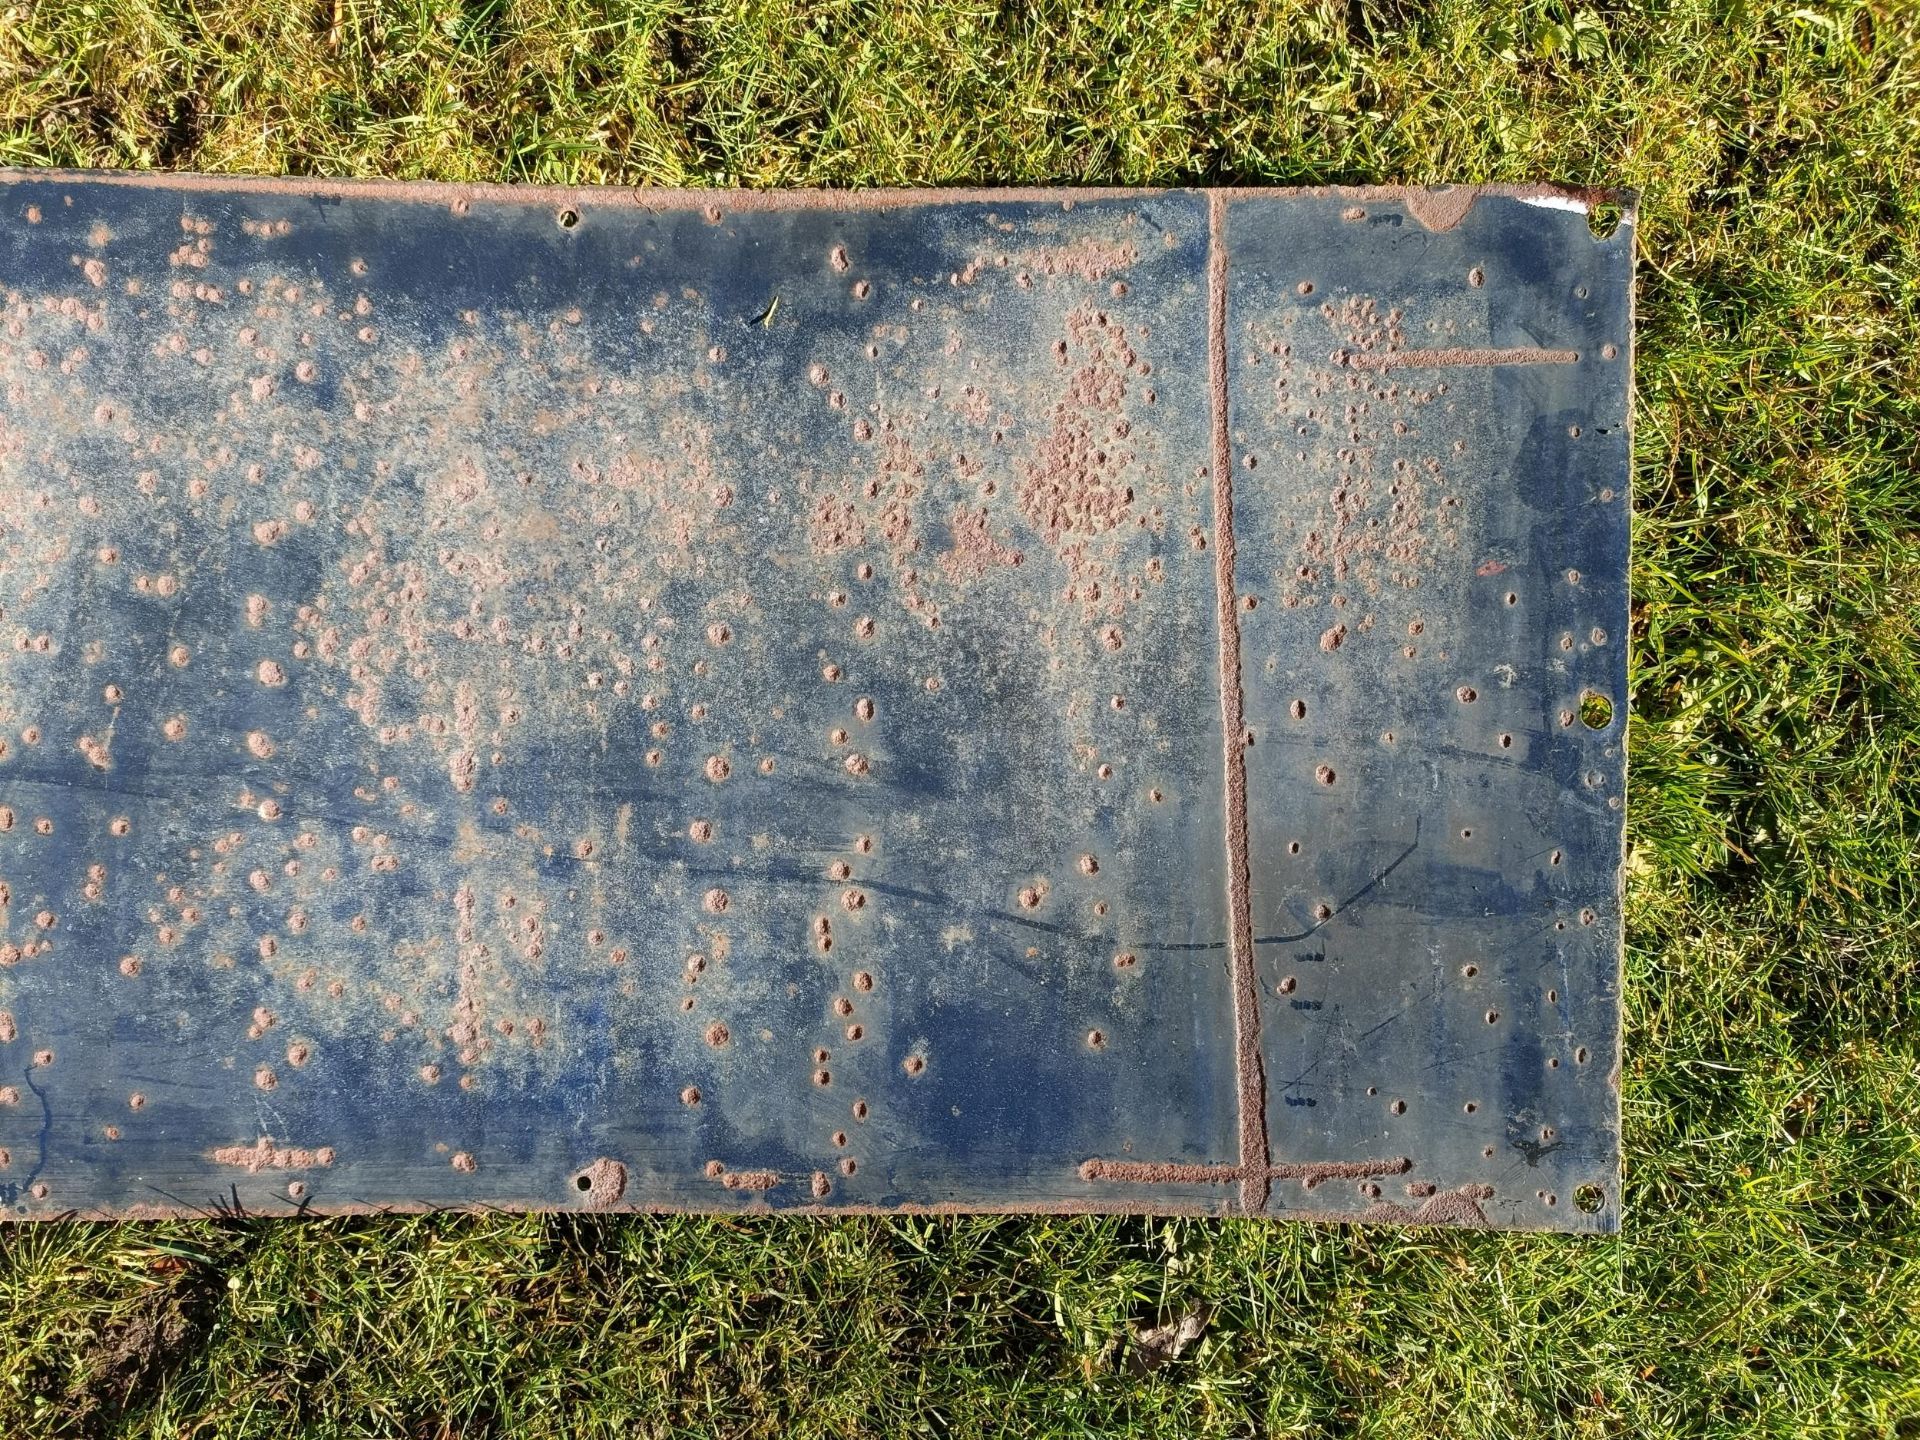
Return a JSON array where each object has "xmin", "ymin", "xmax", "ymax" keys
[{"xmin": 0, "ymin": 174, "xmax": 1630, "ymax": 1230}]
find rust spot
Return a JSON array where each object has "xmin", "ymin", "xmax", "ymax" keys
[
  {"xmin": 210, "ymin": 1137, "xmax": 336, "ymax": 1171},
  {"xmin": 574, "ymin": 1157, "xmax": 627, "ymax": 1208}
]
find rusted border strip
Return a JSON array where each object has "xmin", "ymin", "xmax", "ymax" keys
[
  {"xmin": 1206, "ymin": 192, "xmax": 1270, "ymax": 1216},
  {"xmin": 0, "ymin": 171, "xmax": 1636, "ymax": 230},
  {"xmin": 0, "ymin": 168, "xmax": 1162, "ymax": 212}
]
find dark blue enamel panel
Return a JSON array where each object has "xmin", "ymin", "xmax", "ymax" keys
[{"xmin": 0, "ymin": 174, "xmax": 1627, "ymax": 1229}]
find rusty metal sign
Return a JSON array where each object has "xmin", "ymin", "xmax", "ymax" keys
[{"xmin": 0, "ymin": 174, "xmax": 1630, "ymax": 1229}]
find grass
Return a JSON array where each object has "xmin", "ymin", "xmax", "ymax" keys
[{"xmin": 1, "ymin": 0, "xmax": 1918, "ymax": 1434}]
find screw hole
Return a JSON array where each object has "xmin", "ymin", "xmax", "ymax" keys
[
  {"xmin": 1574, "ymin": 1183, "xmax": 1605, "ymax": 1213},
  {"xmin": 574, "ymin": 1173, "xmax": 592, "ymax": 1191},
  {"xmin": 1579, "ymin": 692, "xmax": 1613, "ymax": 730},
  {"xmin": 557, "ymin": 208, "xmax": 580, "ymax": 230}
]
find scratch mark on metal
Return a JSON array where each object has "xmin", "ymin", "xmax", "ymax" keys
[
  {"xmin": 1252, "ymin": 825, "xmax": 1421, "ymax": 946},
  {"xmin": 22, "ymin": 1066, "xmax": 51, "ymax": 1191}
]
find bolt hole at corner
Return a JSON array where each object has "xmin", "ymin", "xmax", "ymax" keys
[
  {"xmin": 1587, "ymin": 202, "xmax": 1624, "ymax": 240},
  {"xmin": 557, "ymin": 207, "xmax": 581, "ymax": 230},
  {"xmin": 574, "ymin": 1172, "xmax": 593, "ymax": 1191},
  {"xmin": 1579, "ymin": 692, "xmax": 1614, "ymax": 730},
  {"xmin": 1573, "ymin": 1183, "xmax": 1605, "ymax": 1213}
]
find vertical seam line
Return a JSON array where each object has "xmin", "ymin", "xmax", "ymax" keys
[{"xmin": 1207, "ymin": 191, "xmax": 1270, "ymax": 1214}]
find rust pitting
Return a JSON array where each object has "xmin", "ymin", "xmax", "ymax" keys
[
  {"xmin": 937, "ymin": 505, "xmax": 1023, "ymax": 583},
  {"xmin": 1017, "ymin": 302, "xmax": 1142, "ymax": 547},
  {"xmin": 1260, "ymin": 294, "xmax": 1475, "ymax": 601}
]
